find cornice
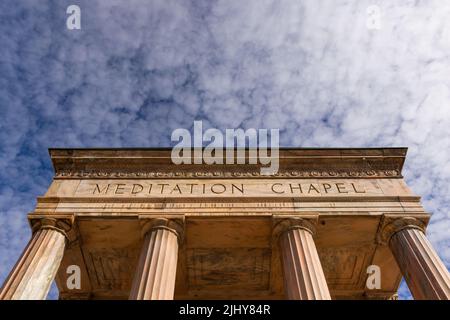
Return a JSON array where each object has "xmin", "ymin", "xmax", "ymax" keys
[{"xmin": 49, "ymin": 148, "xmax": 407, "ymax": 179}]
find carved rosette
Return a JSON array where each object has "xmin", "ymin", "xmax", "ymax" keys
[{"xmin": 54, "ymin": 168, "xmax": 402, "ymax": 179}]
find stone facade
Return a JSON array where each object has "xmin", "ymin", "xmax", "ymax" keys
[{"xmin": 1, "ymin": 148, "xmax": 449, "ymax": 300}]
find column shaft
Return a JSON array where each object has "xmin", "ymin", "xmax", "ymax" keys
[
  {"xmin": 0, "ymin": 228, "xmax": 66, "ymax": 300},
  {"xmin": 390, "ymin": 228, "xmax": 450, "ymax": 300},
  {"xmin": 129, "ymin": 227, "xmax": 179, "ymax": 300},
  {"xmin": 280, "ymin": 228, "xmax": 331, "ymax": 300}
]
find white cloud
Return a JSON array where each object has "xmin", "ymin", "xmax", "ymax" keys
[{"xmin": 0, "ymin": 0, "xmax": 449, "ymax": 300}]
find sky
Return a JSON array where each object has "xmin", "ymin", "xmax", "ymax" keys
[{"xmin": 1, "ymin": 0, "xmax": 450, "ymax": 300}]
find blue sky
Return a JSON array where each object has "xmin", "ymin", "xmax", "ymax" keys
[{"xmin": 1, "ymin": 0, "xmax": 450, "ymax": 300}]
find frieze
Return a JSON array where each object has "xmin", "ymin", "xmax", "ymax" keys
[
  {"xmin": 74, "ymin": 179, "xmax": 375, "ymax": 198},
  {"xmin": 54, "ymin": 168, "xmax": 401, "ymax": 179}
]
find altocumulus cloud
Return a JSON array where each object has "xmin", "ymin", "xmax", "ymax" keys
[{"xmin": 1, "ymin": 0, "xmax": 450, "ymax": 300}]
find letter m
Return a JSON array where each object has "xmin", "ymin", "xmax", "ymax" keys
[
  {"xmin": 225, "ymin": 128, "xmax": 258, "ymax": 164},
  {"xmin": 93, "ymin": 184, "xmax": 110, "ymax": 194}
]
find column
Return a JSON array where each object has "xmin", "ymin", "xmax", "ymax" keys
[
  {"xmin": 380, "ymin": 217, "xmax": 450, "ymax": 300},
  {"xmin": 0, "ymin": 218, "xmax": 72, "ymax": 300},
  {"xmin": 273, "ymin": 217, "xmax": 331, "ymax": 300},
  {"xmin": 129, "ymin": 217, "xmax": 184, "ymax": 300}
]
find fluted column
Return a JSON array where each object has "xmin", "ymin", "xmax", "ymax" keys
[
  {"xmin": 380, "ymin": 217, "xmax": 450, "ymax": 300},
  {"xmin": 0, "ymin": 218, "xmax": 73, "ymax": 300},
  {"xmin": 129, "ymin": 217, "xmax": 184, "ymax": 300},
  {"xmin": 273, "ymin": 217, "xmax": 331, "ymax": 300}
]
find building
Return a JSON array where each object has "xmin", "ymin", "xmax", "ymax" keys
[{"xmin": 1, "ymin": 148, "xmax": 449, "ymax": 300}]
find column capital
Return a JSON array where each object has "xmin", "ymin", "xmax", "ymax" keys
[
  {"xmin": 28, "ymin": 216, "xmax": 78, "ymax": 245},
  {"xmin": 139, "ymin": 216, "xmax": 185, "ymax": 245},
  {"xmin": 377, "ymin": 215, "xmax": 428, "ymax": 245},
  {"xmin": 272, "ymin": 215, "xmax": 319, "ymax": 241}
]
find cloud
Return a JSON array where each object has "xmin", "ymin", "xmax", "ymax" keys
[{"xmin": 1, "ymin": 0, "xmax": 449, "ymax": 300}]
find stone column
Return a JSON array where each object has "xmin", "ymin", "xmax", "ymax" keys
[
  {"xmin": 380, "ymin": 217, "xmax": 450, "ymax": 300},
  {"xmin": 129, "ymin": 217, "xmax": 184, "ymax": 300},
  {"xmin": 0, "ymin": 218, "xmax": 73, "ymax": 300},
  {"xmin": 273, "ymin": 217, "xmax": 331, "ymax": 300}
]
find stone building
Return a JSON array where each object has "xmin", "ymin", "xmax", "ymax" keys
[{"xmin": 1, "ymin": 148, "xmax": 449, "ymax": 299}]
